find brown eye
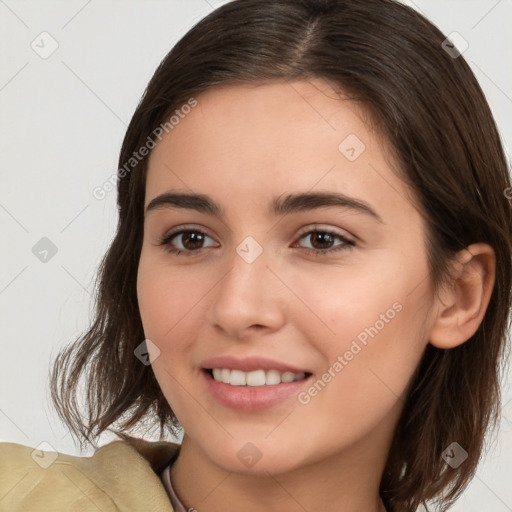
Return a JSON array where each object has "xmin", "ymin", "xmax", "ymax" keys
[
  {"xmin": 296, "ymin": 229, "xmax": 355, "ymax": 256},
  {"xmin": 174, "ymin": 231, "xmax": 206, "ymax": 250},
  {"xmin": 308, "ymin": 232, "xmax": 336, "ymax": 250},
  {"xmin": 159, "ymin": 229, "xmax": 217, "ymax": 256}
]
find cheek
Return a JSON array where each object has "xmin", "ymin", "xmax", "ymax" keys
[
  {"xmin": 136, "ymin": 255, "xmax": 205, "ymax": 414},
  {"xmin": 289, "ymin": 249, "xmax": 417, "ymax": 342},
  {"xmin": 289, "ymin": 251, "xmax": 431, "ymax": 405},
  {"xmin": 136, "ymin": 253, "xmax": 217, "ymax": 411},
  {"xmin": 137, "ymin": 253, "xmax": 203, "ymax": 342}
]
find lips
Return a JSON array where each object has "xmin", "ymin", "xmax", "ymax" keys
[
  {"xmin": 201, "ymin": 355, "xmax": 311, "ymax": 374},
  {"xmin": 200, "ymin": 355, "xmax": 313, "ymax": 411},
  {"xmin": 201, "ymin": 367, "xmax": 313, "ymax": 411}
]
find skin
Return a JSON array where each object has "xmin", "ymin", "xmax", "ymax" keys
[{"xmin": 136, "ymin": 79, "xmax": 495, "ymax": 512}]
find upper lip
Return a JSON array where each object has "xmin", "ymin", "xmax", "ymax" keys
[{"xmin": 201, "ymin": 355, "xmax": 311, "ymax": 374}]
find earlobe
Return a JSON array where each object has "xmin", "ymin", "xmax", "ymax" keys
[{"xmin": 428, "ymin": 243, "xmax": 496, "ymax": 350}]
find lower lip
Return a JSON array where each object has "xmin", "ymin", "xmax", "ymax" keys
[{"xmin": 202, "ymin": 370, "xmax": 312, "ymax": 411}]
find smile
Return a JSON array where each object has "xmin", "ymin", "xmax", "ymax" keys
[
  {"xmin": 210, "ymin": 368, "xmax": 308, "ymax": 386},
  {"xmin": 202, "ymin": 369, "xmax": 312, "ymax": 411}
]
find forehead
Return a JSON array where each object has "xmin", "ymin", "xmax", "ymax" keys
[
  {"xmin": 149, "ymin": 79, "xmax": 374, "ymax": 163},
  {"xmin": 144, "ymin": 79, "xmax": 415, "ymax": 219}
]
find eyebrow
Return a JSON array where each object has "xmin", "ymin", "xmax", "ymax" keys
[{"xmin": 146, "ymin": 191, "xmax": 384, "ymax": 223}]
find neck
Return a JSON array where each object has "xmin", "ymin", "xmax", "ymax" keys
[{"xmin": 170, "ymin": 422, "xmax": 395, "ymax": 512}]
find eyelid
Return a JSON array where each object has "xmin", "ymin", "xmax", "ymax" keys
[
  {"xmin": 162, "ymin": 223, "xmax": 217, "ymax": 240},
  {"xmin": 295, "ymin": 223, "xmax": 355, "ymax": 242}
]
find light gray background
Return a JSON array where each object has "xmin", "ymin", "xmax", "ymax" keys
[{"xmin": 1, "ymin": 1, "xmax": 511, "ymax": 510}]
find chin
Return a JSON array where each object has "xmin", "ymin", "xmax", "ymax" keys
[{"xmin": 201, "ymin": 438, "xmax": 307, "ymax": 476}]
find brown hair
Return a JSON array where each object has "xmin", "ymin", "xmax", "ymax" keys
[{"xmin": 50, "ymin": 0, "xmax": 512, "ymax": 510}]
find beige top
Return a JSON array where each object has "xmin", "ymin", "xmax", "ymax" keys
[{"xmin": 0, "ymin": 437, "xmax": 181, "ymax": 512}]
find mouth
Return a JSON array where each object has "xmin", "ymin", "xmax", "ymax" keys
[
  {"xmin": 203, "ymin": 368, "xmax": 312, "ymax": 387},
  {"xmin": 201, "ymin": 368, "xmax": 313, "ymax": 411},
  {"xmin": 199, "ymin": 354, "xmax": 314, "ymax": 410}
]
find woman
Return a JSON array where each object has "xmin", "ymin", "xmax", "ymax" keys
[{"xmin": 1, "ymin": 1, "xmax": 510, "ymax": 511}]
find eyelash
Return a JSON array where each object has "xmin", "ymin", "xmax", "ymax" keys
[{"xmin": 158, "ymin": 227, "xmax": 355, "ymax": 257}]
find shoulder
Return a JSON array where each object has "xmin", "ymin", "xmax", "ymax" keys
[{"xmin": 0, "ymin": 436, "xmax": 180, "ymax": 512}]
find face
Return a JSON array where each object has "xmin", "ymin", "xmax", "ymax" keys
[{"xmin": 137, "ymin": 79, "xmax": 438, "ymax": 475}]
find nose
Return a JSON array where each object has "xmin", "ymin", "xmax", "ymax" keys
[{"xmin": 207, "ymin": 240, "xmax": 287, "ymax": 340}]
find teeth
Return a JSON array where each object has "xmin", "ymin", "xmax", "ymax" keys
[
  {"xmin": 210, "ymin": 368, "xmax": 306, "ymax": 386},
  {"xmin": 266, "ymin": 369, "xmax": 281, "ymax": 385}
]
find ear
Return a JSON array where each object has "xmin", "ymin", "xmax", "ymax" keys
[{"xmin": 428, "ymin": 243, "xmax": 496, "ymax": 349}]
